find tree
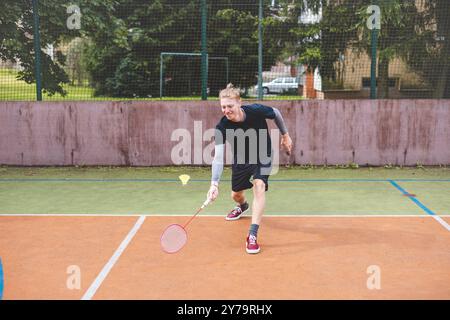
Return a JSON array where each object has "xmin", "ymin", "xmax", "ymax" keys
[
  {"xmin": 271, "ymin": 0, "xmax": 359, "ymax": 87},
  {"xmin": 408, "ymin": 0, "xmax": 450, "ymax": 98},
  {"xmin": 65, "ymin": 37, "xmax": 90, "ymax": 86},
  {"xmin": 356, "ymin": 0, "xmax": 449, "ymax": 98},
  {"xmin": 82, "ymin": 0, "xmax": 285, "ymax": 97},
  {"xmin": 356, "ymin": 0, "xmax": 426, "ymax": 98},
  {"xmin": 0, "ymin": 0, "xmax": 119, "ymax": 96},
  {"xmin": 0, "ymin": 0, "xmax": 73, "ymax": 95},
  {"xmin": 208, "ymin": 2, "xmax": 281, "ymax": 93},
  {"xmin": 0, "ymin": 0, "xmax": 319, "ymax": 98},
  {"xmin": 79, "ymin": 0, "xmax": 202, "ymax": 97},
  {"xmin": 273, "ymin": 0, "xmax": 449, "ymax": 98}
]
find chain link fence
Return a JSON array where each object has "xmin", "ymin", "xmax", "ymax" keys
[{"xmin": 0, "ymin": 0, "xmax": 449, "ymax": 101}]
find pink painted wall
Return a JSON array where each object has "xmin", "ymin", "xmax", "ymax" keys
[{"xmin": 0, "ymin": 100, "xmax": 449, "ymax": 166}]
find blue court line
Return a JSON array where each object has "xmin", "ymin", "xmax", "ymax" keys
[
  {"xmin": 388, "ymin": 180, "xmax": 438, "ymax": 216},
  {"xmin": 0, "ymin": 257, "xmax": 3, "ymax": 300},
  {"xmin": 0, "ymin": 178, "xmax": 449, "ymax": 182}
]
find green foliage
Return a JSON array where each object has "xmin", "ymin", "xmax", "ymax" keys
[
  {"xmin": 105, "ymin": 55, "xmax": 151, "ymax": 97},
  {"xmin": 272, "ymin": 0, "xmax": 359, "ymax": 82},
  {"xmin": 80, "ymin": 0, "xmax": 202, "ymax": 97},
  {"xmin": 81, "ymin": 0, "xmax": 290, "ymax": 97},
  {"xmin": 64, "ymin": 37, "xmax": 91, "ymax": 86},
  {"xmin": 209, "ymin": 8, "xmax": 260, "ymax": 91},
  {"xmin": 1, "ymin": 0, "xmax": 447, "ymax": 99},
  {"xmin": 0, "ymin": 0, "xmax": 74, "ymax": 95},
  {"xmin": 273, "ymin": 0, "xmax": 449, "ymax": 97}
]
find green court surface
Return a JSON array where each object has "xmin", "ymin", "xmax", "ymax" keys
[
  {"xmin": 394, "ymin": 181, "xmax": 450, "ymax": 214},
  {"xmin": 0, "ymin": 166, "xmax": 449, "ymax": 216}
]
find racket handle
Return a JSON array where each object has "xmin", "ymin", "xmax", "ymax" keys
[{"xmin": 201, "ymin": 198, "xmax": 211, "ymax": 209}]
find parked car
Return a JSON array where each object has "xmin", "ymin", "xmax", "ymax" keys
[{"xmin": 255, "ymin": 77, "xmax": 300, "ymax": 94}]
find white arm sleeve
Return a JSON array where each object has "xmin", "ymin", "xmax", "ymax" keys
[{"xmin": 211, "ymin": 144, "xmax": 225, "ymax": 184}]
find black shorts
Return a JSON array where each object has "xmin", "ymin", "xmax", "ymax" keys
[{"xmin": 231, "ymin": 163, "xmax": 271, "ymax": 192}]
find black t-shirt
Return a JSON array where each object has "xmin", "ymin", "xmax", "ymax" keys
[{"xmin": 215, "ymin": 104, "xmax": 275, "ymax": 166}]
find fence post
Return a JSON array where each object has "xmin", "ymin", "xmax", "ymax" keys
[
  {"xmin": 201, "ymin": 0, "xmax": 208, "ymax": 100},
  {"xmin": 257, "ymin": 0, "xmax": 263, "ymax": 100},
  {"xmin": 32, "ymin": 0, "xmax": 43, "ymax": 101},
  {"xmin": 370, "ymin": 29, "xmax": 378, "ymax": 99},
  {"xmin": 369, "ymin": 1, "xmax": 380, "ymax": 99},
  {"xmin": 160, "ymin": 53, "xmax": 164, "ymax": 98}
]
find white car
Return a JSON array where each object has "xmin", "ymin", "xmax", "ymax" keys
[{"xmin": 255, "ymin": 77, "xmax": 299, "ymax": 94}]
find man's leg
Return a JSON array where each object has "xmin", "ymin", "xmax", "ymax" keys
[
  {"xmin": 226, "ymin": 190, "xmax": 249, "ymax": 221},
  {"xmin": 228, "ymin": 164, "xmax": 252, "ymax": 221},
  {"xmin": 245, "ymin": 179, "xmax": 265, "ymax": 254},
  {"xmin": 251, "ymin": 179, "xmax": 266, "ymax": 225},
  {"xmin": 231, "ymin": 190, "xmax": 246, "ymax": 205}
]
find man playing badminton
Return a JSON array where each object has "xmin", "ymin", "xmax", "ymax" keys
[{"xmin": 207, "ymin": 83, "xmax": 292, "ymax": 254}]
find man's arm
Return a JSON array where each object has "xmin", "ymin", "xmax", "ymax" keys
[
  {"xmin": 211, "ymin": 144, "xmax": 224, "ymax": 184},
  {"xmin": 271, "ymin": 107, "xmax": 293, "ymax": 155},
  {"xmin": 208, "ymin": 143, "xmax": 225, "ymax": 201},
  {"xmin": 249, "ymin": 104, "xmax": 289, "ymax": 135},
  {"xmin": 272, "ymin": 107, "xmax": 288, "ymax": 135}
]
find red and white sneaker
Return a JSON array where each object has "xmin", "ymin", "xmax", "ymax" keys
[
  {"xmin": 226, "ymin": 202, "xmax": 249, "ymax": 221},
  {"xmin": 246, "ymin": 234, "xmax": 260, "ymax": 254}
]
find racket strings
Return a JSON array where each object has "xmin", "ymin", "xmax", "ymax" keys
[
  {"xmin": 161, "ymin": 224, "xmax": 187, "ymax": 254},
  {"xmin": 161, "ymin": 200, "xmax": 209, "ymax": 253}
]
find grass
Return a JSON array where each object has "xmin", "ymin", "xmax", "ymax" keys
[
  {"xmin": 0, "ymin": 68, "xmax": 303, "ymax": 101},
  {"xmin": 0, "ymin": 68, "xmax": 96, "ymax": 101},
  {"xmin": 0, "ymin": 68, "xmax": 37, "ymax": 100}
]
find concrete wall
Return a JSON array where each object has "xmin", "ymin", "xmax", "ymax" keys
[{"xmin": 0, "ymin": 100, "xmax": 449, "ymax": 166}]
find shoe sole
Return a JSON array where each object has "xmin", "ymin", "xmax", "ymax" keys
[{"xmin": 225, "ymin": 208, "xmax": 249, "ymax": 221}]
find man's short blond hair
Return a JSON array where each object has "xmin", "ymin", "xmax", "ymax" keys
[{"xmin": 219, "ymin": 83, "xmax": 241, "ymax": 100}]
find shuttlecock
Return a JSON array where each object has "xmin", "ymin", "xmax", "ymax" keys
[{"xmin": 179, "ymin": 174, "xmax": 191, "ymax": 186}]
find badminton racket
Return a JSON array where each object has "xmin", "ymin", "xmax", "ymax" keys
[{"xmin": 160, "ymin": 198, "xmax": 211, "ymax": 254}]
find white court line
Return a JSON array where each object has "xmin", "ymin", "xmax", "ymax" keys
[
  {"xmin": 431, "ymin": 215, "xmax": 450, "ymax": 232},
  {"xmin": 0, "ymin": 213, "xmax": 449, "ymax": 217},
  {"xmin": 81, "ymin": 215, "xmax": 146, "ymax": 300}
]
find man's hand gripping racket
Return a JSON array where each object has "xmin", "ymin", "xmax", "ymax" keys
[{"xmin": 207, "ymin": 182, "xmax": 219, "ymax": 202}]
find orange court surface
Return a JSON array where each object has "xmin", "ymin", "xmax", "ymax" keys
[{"xmin": 1, "ymin": 215, "xmax": 449, "ymax": 300}]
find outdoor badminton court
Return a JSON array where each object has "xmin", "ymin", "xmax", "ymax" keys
[{"xmin": 0, "ymin": 168, "xmax": 449, "ymax": 299}]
